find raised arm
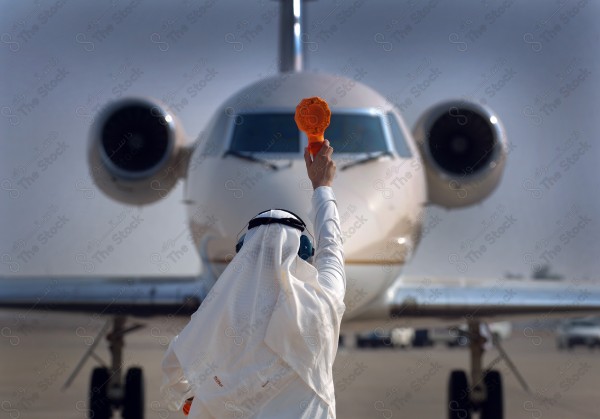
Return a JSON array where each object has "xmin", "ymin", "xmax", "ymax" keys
[
  {"xmin": 310, "ymin": 186, "xmax": 346, "ymax": 297},
  {"xmin": 304, "ymin": 140, "xmax": 346, "ymax": 300}
]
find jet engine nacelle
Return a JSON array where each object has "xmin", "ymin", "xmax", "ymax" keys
[
  {"xmin": 88, "ymin": 97, "xmax": 188, "ymax": 206},
  {"xmin": 412, "ymin": 100, "xmax": 507, "ymax": 208}
]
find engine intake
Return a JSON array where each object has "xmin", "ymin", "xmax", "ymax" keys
[
  {"xmin": 413, "ymin": 100, "xmax": 507, "ymax": 208},
  {"xmin": 88, "ymin": 97, "xmax": 187, "ymax": 205}
]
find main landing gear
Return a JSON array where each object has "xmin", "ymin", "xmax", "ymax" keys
[
  {"xmin": 447, "ymin": 320, "xmax": 530, "ymax": 419},
  {"xmin": 63, "ymin": 316, "xmax": 146, "ymax": 419}
]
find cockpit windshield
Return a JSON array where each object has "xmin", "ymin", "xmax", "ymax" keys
[
  {"xmin": 229, "ymin": 113, "xmax": 300, "ymax": 153},
  {"xmin": 228, "ymin": 112, "xmax": 391, "ymax": 154},
  {"xmin": 326, "ymin": 113, "xmax": 388, "ymax": 153}
]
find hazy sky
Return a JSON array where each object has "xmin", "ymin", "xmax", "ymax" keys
[{"xmin": 1, "ymin": 0, "xmax": 599, "ymax": 281}]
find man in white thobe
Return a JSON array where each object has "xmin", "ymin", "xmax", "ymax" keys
[{"xmin": 161, "ymin": 140, "xmax": 346, "ymax": 418}]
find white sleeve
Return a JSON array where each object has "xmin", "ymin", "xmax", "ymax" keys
[
  {"xmin": 308, "ymin": 186, "xmax": 346, "ymax": 301},
  {"xmin": 160, "ymin": 336, "xmax": 194, "ymax": 412}
]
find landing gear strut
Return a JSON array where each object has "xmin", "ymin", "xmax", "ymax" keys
[
  {"xmin": 447, "ymin": 320, "xmax": 507, "ymax": 419},
  {"xmin": 63, "ymin": 316, "xmax": 145, "ymax": 419}
]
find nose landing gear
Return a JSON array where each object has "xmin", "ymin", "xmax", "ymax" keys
[
  {"xmin": 63, "ymin": 316, "xmax": 146, "ymax": 419},
  {"xmin": 447, "ymin": 320, "xmax": 529, "ymax": 419}
]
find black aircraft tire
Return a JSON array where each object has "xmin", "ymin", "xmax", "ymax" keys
[
  {"xmin": 122, "ymin": 367, "xmax": 144, "ymax": 419},
  {"xmin": 448, "ymin": 370, "xmax": 471, "ymax": 419},
  {"xmin": 89, "ymin": 367, "xmax": 112, "ymax": 419},
  {"xmin": 481, "ymin": 370, "xmax": 503, "ymax": 419}
]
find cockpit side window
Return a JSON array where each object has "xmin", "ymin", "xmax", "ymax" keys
[
  {"xmin": 386, "ymin": 111, "xmax": 412, "ymax": 158},
  {"xmin": 326, "ymin": 113, "xmax": 388, "ymax": 153},
  {"xmin": 229, "ymin": 113, "xmax": 299, "ymax": 152}
]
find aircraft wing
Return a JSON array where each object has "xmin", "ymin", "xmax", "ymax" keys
[
  {"xmin": 369, "ymin": 276, "xmax": 600, "ymax": 323},
  {"xmin": 3, "ymin": 274, "xmax": 599, "ymax": 324},
  {"xmin": 0, "ymin": 275, "xmax": 213, "ymax": 317}
]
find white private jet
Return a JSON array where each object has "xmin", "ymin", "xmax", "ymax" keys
[{"xmin": 2, "ymin": 1, "xmax": 599, "ymax": 419}]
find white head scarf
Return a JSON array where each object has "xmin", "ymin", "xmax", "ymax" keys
[{"xmin": 162, "ymin": 209, "xmax": 341, "ymax": 417}]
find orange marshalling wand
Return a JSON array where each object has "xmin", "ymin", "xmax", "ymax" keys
[
  {"xmin": 182, "ymin": 398, "xmax": 193, "ymax": 415},
  {"xmin": 294, "ymin": 96, "xmax": 331, "ymax": 157}
]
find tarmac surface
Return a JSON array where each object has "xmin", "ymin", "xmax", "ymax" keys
[{"xmin": 1, "ymin": 310, "xmax": 599, "ymax": 419}]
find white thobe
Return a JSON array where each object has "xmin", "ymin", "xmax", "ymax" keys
[{"xmin": 161, "ymin": 186, "xmax": 346, "ymax": 418}]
